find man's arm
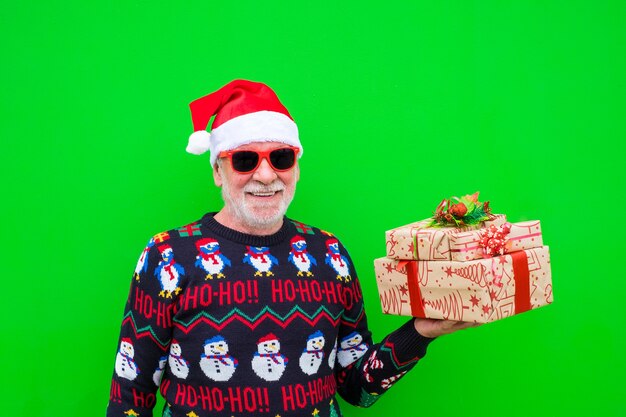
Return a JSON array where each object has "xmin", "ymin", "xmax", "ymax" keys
[
  {"xmin": 106, "ymin": 240, "xmax": 176, "ymax": 417},
  {"xmin": 333, "ymin": 245, "xmax": 476, "ymax": 408}
]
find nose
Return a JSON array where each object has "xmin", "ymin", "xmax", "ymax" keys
[{"xmin": 252, "ymin": 157, "xmax": 278, "ymax": 184}]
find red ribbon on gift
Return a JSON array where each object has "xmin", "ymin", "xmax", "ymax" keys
[
  {"xmin": 510, "ymin": 250, "xmax": 531, "ymax": 314},
  {"xmin": 398, "ymin": 250, "xmax": 531, "ymax": 320},
  {"xmin": 396, "ymin": 260, "xmax": 426, "ymax": 318}
]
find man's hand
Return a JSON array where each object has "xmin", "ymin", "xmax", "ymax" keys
[{"xmin": 413, "ymin": 317, "xmax": 480, "ymax": 338}]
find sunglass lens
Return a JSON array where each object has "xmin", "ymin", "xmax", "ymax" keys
[
  {"xmin": 269, "ymin": 148, "xmax": 296, "ymax": 170},
  {"xmin": 231, "ymin": 151, "xmax": 259, "ymax": 172}
]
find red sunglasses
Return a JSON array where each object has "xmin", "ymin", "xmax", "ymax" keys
[{"xmin": 219, "ymin": 146, "xmax": 300, "ymax": 173}]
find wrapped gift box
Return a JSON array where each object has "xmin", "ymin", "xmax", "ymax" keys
[
  {"xmin": 385, "ymin": 216, "xmax": 544, "ymax": 262},
  {"xmin": 374, "ymin": 246, "xmax": 553, "ymax": 323}
]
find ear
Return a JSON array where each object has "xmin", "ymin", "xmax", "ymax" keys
[
  {"xmin": 213, "ymin": 163, "xmax": 223, "ymax": 187},
  {"xmin": 294, "ymin": 163, "xmax": 300, "ymax": 183}
]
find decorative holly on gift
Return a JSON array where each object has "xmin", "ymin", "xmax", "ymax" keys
[
  {"xmin": 430, "ymin": 192, "xmax": 493, "ymax": 227},
  {"xmin": 479, "ymin": 222, "xmax": 512, "ymax": 257}
]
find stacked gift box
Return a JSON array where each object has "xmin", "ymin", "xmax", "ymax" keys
[{"xmin": 374, "ymin": 194, "xmax": 553, "ymax": 323}]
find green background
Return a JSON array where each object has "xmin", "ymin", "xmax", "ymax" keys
[{"xmin": 2, "ymin": 1, "xmax": 625, "ymax": 416}]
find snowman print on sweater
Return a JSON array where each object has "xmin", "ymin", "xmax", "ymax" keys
[
  {"xmin": 299, "ymin": 330, "xmax": 325, "ymax": 375},
  {"xmin": 251, "ymin": 333, "xmax": 288, "ymax": 381},
  {"xmin": 152, "ymin": 355, "xmax": 167, "ymax": 386},
  {"xmin": 328, "ymin": 338, "xmax": 338, "ymax": 369},
  {"xmin": 115, "ymin": 338, "xmax": 140, "ymax": 381},
  {"xmin": 168, "ymin": 340, "xmax": 190, "ymax": 379},
  {"xmin": 337, "ymin": 331, "xmax": 368, "ymax": 368},
  {"xmin": 199, "ymin": 335, "xmax": 238, "ymax": 382}
]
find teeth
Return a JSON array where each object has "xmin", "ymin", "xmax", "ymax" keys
[{"xmin": 253, "ymin": 192, "xmax": 276, "ymax": 197}]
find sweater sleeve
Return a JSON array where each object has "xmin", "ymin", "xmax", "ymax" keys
[
  {"xmin": 106, "ymin": 239, "xmax": 179, "ymax": 417},
  {"xmin": 334, "ymin": 249, "xmax": 435, "ymax": 408}
]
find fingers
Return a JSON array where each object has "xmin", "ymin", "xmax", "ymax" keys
[
  {"xmin": 413, "ymin": 318, "xmax": 481, "ymax": 338},
  {"xmin": 453, "ymin": 321, "xmax": 481, "ymax": 330},
  {"xmin": 441, "ymin": 320, "xmax": 481, "ymax": 335}
]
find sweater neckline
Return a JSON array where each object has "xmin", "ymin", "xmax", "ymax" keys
[{"xmin": 200, "ymin": 212, "xmax": 294, "ymax": 246}]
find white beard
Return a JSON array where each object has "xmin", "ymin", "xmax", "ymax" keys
[{"xmin": 221, "ymin": 178, "xmax": 295, "ymax": 231}]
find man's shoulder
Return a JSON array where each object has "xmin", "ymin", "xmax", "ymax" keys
[
  {"xmin": 144, "ymin": 215, "xmax": 210, "ymax": 249},
  {"xmin": 286, "ymin": 218, "xmax": 344, "ymax": 243}
]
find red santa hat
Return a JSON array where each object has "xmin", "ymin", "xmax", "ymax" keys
[
  {"xmin": 158, "ymin": 244, "xmax": 173, "ymax": 253},
  {"xmin": 325, "ymin": 238, "xmax": 339, "ymax": 249},
  {"xmin": 121, "ymin": 337, "xmax": 132, "ymax": 345},
  {"xmin": 290, "ymin": 235, "xmax": 306, "ymax": 246},
  {"xmin": 195, "ymin": 237, "xmax": 218, "ymax": 250},
  {"xmin": 258, "ymin": 333, "xmax": 278, "ymax": 344},
  {"xmin": 186, "ymin": 79, "xmax": 302, "ymax": 166}
]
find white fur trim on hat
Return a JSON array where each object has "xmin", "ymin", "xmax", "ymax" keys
[
  {"xmin": 186, "ymin": 130, "xmax": 212, "ymax": 155},
  {"xmin": 208, "ymin": 110, "xmax": 301, "ymax": 165}
]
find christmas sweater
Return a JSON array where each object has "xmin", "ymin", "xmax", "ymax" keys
[{"xmin": 107, "ymin": 213, "xmax": 434, "ymax": 417}]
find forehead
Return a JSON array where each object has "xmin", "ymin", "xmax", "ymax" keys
[{"xmin": 232, "ymin": 141, "xmax": 289, "ymax": 152}]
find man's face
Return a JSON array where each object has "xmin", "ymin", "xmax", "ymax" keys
[{"xmin": 213, "ymin": 142, "xmax": 300, "ymax": 233}]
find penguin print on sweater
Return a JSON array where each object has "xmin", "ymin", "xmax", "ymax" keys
[
  {"xmin": 155, "ymin": 244, "xmax": 185, "ymax": 298},
  {"xmin": 243, "ymin": 246, "xmax": 279, "ymax": 277},
  {"xmin": 107, "ymin": 213, "xmax": 434, "ymax": 417},
  {"xmin": 288, "ymin": 235, "xmax": 317, "ymax": 276},
  {"xmin": 195, "ymin": 238, "xmax": 231, "ymax": 280}
]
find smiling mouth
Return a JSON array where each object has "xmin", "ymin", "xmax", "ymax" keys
[{"xmin": 249, "ymin": 190, "xmax": 282, "ymax": 197}]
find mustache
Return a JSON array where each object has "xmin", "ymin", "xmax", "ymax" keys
[{"xmin": 244, "ymin": 180, "xmax": 286, "ymax": 193}]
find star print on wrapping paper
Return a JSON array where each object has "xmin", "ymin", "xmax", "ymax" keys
[
  {"xmin": 445, "ymin": 266, "xmax": 453, "ymax": 277},
  {"xmin": 482, "ymin": 304, "xmax": 491, "ymax": 314},
  {"xmin": 385, "ymin": 262, "xmax": 393, "ymax": 273},
  {"xmin": 489, "ymin": 290, "xmax": 498, "ymax": 300},
  {"xmin": 407, "ymin": 241, "xmax": 415, "ymax": 255},
  {"xmin": 470, "ymin": 295, "xmax": 479, "ymax": 307},
  {"xmin": 399, "ymin": 284, "xmax": 409, "ymax": 296},
  {"xmin": 499, "ymin": 256, "xmax": 507, "ymax": 264}
]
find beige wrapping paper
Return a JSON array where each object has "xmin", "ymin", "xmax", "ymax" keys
[
  {"xmin": 507, "ymin": 221, "xmax": 544, "ymax": 252},
  {"xmin": 374, "ymin": 246, "xmax": 553, "ymax": 323},
  {"xmin": 385, "ymin": 216, "xmax": 544, "ymax": 262}
]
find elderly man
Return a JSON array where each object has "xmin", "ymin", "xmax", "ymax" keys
[{"xmin": 107, "ymin": 80, "xmax": 475, "ymax": 417}]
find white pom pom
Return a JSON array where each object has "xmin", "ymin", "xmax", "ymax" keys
[{"xmin": 186, "ymin": 130, "xmax": 211, "ymax": 155}]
